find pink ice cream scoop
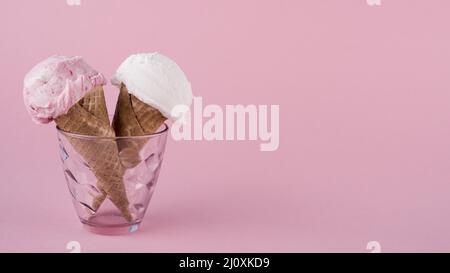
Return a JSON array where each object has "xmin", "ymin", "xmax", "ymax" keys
[{"xmin": 23, "ymin": 56, "xmax": 106, "ymax": 124}]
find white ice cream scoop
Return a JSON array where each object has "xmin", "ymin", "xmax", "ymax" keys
[{"xmin": 111, "ymin": 52, "xmax": 193, "ymax": 121}]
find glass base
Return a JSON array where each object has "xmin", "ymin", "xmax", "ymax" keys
[{"xmin": 81, "ymin": 215, "xmax": 141, "ymax": 235}]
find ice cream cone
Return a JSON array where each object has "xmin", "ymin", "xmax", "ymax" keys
[
  {"xmin": 112, "ymin": 84, "xmax": 166, "ymax": 168},
  {"xmin": 78, "ymin": 84, "xmax": 109, "ymax": 123},
  {"xmin": 56, "ymin": 86, "xmax": 132, "ymax": 222},
  {"xmin": 109, "ymin": 53, "xmax": 192, "ymax": 169},
  {"xmin": 77, "ymin": 84, "xmax": 109, "ymax": 210}
]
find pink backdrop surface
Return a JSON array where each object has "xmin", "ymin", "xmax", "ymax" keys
[{"xmin": 1, "ymin": 0, "xmax": 450, "ymax": 252}]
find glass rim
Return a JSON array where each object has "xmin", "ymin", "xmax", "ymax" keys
[{"xmin": 56, "ymin": 122, "xmax": 169, "ymax": 140}]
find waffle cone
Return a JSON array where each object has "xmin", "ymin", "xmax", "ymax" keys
[
  {"xmin": 56, "ymin": 86, "xmax": 132, "ymax": 222},
  {"xmin": 112, "ymin": 84, "xmax": 166, "ymax": 168}
]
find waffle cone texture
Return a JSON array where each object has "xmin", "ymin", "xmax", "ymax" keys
[
  {"xmin": 55, "ymin": 86, "xmax": 132, "ymax": 222},
  {"xmin": 112, "ymin": 84, "xmax": 167, "ymax": 168}
]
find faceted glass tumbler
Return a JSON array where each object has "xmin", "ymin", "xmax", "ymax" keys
[{"xmin": 56, "ymin": 123, "xmax": 169, "ymax": 235}]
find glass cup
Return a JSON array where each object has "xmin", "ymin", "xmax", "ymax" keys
[{"xmin": 56, "ymin": 123, "xmax": 169, "ymax": 235}]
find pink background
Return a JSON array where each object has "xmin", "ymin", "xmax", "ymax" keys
[{"xmin": 1, "ymin": 0, "xmax": 450, "ymax": 252}]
